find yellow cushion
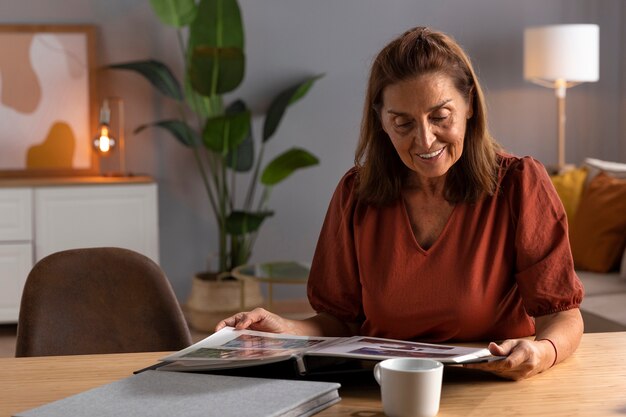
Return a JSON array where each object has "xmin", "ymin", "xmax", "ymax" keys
[
  {"xmin": 550, "ymin": 167, "xmax": 588, "ymax": 222},
  {"xmin": 570, "ymin": 173, "xmax": 626, "ymax": 273}
]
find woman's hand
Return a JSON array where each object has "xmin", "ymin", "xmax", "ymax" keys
[
  {"xmin": 465, "ymin": 309, "xmax": 583, "ymax": 380},
  {"xmin": 215, "ymin": 308, "xmax": 295, "ymax": 334},
  {"xmin": 215, "ymin": 309, "xmax": 359, "ymax": 338},
  {"xmin": 464, "ymin": 338, "xmax": 556, "ymax": 381}
]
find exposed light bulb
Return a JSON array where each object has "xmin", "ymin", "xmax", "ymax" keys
[
  {"xmin": 93, "ymin": 97, "xmax": 127, "ymax": 175},
  {"xmin": 93, "ymin": 124, "xmax": 116, "ymax": 154}
]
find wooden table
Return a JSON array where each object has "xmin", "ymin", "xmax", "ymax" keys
[{"xmin": 1, "ymin": 332, "xmax": 625, "ymax": 417}]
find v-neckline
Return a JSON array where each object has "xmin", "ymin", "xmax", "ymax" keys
[{"xmin": 400, "ymin": 198, "xmax": 458, "ymax": 255}]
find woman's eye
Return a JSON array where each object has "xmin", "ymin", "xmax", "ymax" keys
[
  {"xmin": 394, "ymin": 120, "xmax": 412, "ymax": 129},
  {"xmin": 430, "ymin": 111, "xmax": 450, "ymax": 122},
  {"xmin": 430, "ymin": 115, "xmax": 448, "ymax": 123}
]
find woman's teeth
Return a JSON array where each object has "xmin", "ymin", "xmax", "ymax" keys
[{"xmin": 418, "ymin": 147, "xmax": 445, "ymax": 159}]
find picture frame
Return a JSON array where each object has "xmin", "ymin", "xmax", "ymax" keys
[{"xmin": 0, "ymin": 24, "xmax": 98, "ymax": 177}]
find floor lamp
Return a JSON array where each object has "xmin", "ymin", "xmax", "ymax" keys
[{"xmin": 524, "ymin": 24, "xmax": 599, "ymax": 171}]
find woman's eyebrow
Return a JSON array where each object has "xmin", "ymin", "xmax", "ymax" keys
[
  {"xmin": 386, "ymin": 109, "xmax": 409, "ymax": 116},
  {"xmin": 427, "ymin": 99, "xmax": 453, "ymax": 112},
  {"xmin": 386, "ymin": 99, "xmax": 453, "ymax": 116}
]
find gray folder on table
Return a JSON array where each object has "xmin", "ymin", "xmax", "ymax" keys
[{"xmin": 14, "ymin": 370, "xmax": 341, "ymax": 417}]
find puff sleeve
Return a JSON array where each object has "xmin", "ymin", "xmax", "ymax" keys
[
  {"xmin": 506, "ymin": 157, "xmax": 584, "ymax": 316},
  {"xmin": 307, "ymin": 169, "xmax": 365, "ymax": 324}
]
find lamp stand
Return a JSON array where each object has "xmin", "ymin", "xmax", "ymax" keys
[{"xmin": 555, "ymin": 80, "xmax": 566, "ymax": 170}]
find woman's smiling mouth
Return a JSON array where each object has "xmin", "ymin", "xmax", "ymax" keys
[{"xmin": 418, "ymin": 146, "xmax": 446, "ymax": 159}]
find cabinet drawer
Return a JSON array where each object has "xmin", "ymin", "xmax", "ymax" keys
[
  {"xmin": 0, "ymin": 243, "xmax": 33, "ymax": 322},
  {"xmin": 0, "ymin": 189, "xmax": 32, "ymax": 241}
]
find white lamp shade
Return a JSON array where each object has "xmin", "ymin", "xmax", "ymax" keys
[{"xmin": 524, "ymin": 24, "xmax": 599, "ymax": 83}]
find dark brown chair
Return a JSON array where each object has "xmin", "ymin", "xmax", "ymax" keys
[{"xmin": 15, "ymin": 247, "xmax": 192, "ymax": 357}]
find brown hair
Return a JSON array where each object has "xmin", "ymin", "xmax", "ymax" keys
[{"xmin": 355, "ymin": 26, "xmax": 500, "ymax": 205}]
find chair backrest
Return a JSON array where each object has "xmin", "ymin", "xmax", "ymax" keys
[{"xmin": 16, "ymin": 247, "xmax": 192, "ymax": 357}]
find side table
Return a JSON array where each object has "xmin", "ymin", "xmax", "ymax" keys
[{"xmin": 231, "ymin": 261, "xmax": 310, "ymax": 311}]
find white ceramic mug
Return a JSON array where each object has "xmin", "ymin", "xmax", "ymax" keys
[{"xmin": 373, "ymin": 358, "xmax": 443, "ymax": 417}]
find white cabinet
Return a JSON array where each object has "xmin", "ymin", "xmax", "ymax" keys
[
  {"xmin": 0, "ymin": 178, "xmax": 159, "ymax": 323},
  {"xmin": 0, "ymin": 244, "xmax": 32, "ymax": 322},
  {"xmin": 0, "ymin": 189, "xmax": 33, "ymax": 322},
  {"xmin": 35, "ymin": 184, "xmax": 159, "ymax": 263}
]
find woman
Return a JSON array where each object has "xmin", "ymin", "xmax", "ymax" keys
[{"xmin": 217, "ymin": 27, "xmax": 584, "ymax": 381}]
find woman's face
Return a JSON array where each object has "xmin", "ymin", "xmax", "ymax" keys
[{"xmin": 380, "ymin": 73, "xmax": 472, "ymax": 182}]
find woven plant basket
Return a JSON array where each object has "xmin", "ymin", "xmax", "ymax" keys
[{"xmin": 184, "ymin": 271, "xmax": 264, "ymax": 332}]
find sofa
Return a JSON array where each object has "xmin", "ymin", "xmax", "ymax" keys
[
  {"xmin": 550, "ymin": 158, "xmax": 626, "ymax": 331},
  {"xmin": 578, "ymin": 266, "xmax": 626, "ymax": 332}
]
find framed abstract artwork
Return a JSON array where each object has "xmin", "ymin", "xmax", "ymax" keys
[{"xmin": 0, "ymin": 25, "xmax": 98, "ymax": 177}]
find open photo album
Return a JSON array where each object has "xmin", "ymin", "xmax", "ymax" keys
[{"xmin": 157, "ymin": 327, "xmax": 496, "ymax": 375}]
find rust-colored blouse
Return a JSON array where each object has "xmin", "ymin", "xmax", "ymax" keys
[{"xmin": 307, "ymin": 155, "xmax": 584, "ymax": 342}]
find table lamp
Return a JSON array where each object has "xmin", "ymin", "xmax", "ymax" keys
[
  {"xmin": 523, "ymin": 24, "xmax": 599, "ymax": 171},
  {"xmin": 93, "ymin": 97, "xmax": 126, "ymax": 176}
]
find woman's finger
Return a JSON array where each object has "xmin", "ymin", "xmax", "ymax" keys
[{"xmin": 215, "ymin": 310, "xmax": 253, "ymax": 331}]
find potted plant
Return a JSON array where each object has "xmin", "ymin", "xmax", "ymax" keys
[{"xmin": 109, "ymin": 0, "xmax": 321, "ymax": 329}]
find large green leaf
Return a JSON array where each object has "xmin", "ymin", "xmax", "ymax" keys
[
  {"xmin": 135, "ymin": 120, "xmax": 200, "ymax": 148},
  {"xmin": 262, "ymin": 74, "xmax": 323, "ymax": 142},
  {"xmin": 109, "ymin": 60, "xmax": 183, "ymax": 100},
  {"xmin": 149, "ymin": 0, "xmax": 197, "ymax": 27},
  {"xmin": 226, "ymin": 210, "xmax": 274, "ymax": 235},
  {"xmin": 189, "ymin": 0, "xmax": 244, "ymax": 50},
  {"xmin": 225, "ymin": 100, "xmax": 254, "ymax": 172},
  {"xmin": 261, "ymin": 148, "xmax": 319, "ymax": 186},
  {"xmin": 189, "ymin": 46, "xmax": 245, "ymax": 96},
  {"xmin": 227, "ymin": 134, "xmax": 254, "ymax": 172},
  {"xmin": 203, "ymin": 110, "xmax": 251, "ymax": 154},
  {"xmin": 225, "ymin": 98, "xmax": 247, "ymax": 115},
  {"xmin": 184, "ymin": 78, "xmax": 211, "ymax": 117}
]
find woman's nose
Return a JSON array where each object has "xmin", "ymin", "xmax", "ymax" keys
[{"xmin": 414, "ymin": 122, "xmax": 436, "ymax": 149}]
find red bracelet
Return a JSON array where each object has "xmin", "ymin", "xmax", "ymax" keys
[{"xmin": 537, "ymin": 338, "xmax": 558, "ymax": 367}]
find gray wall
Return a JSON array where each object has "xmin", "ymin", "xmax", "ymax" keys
[{"xmin": 3, "ymin": 1, "xmax": 625, "ymax": 302}]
